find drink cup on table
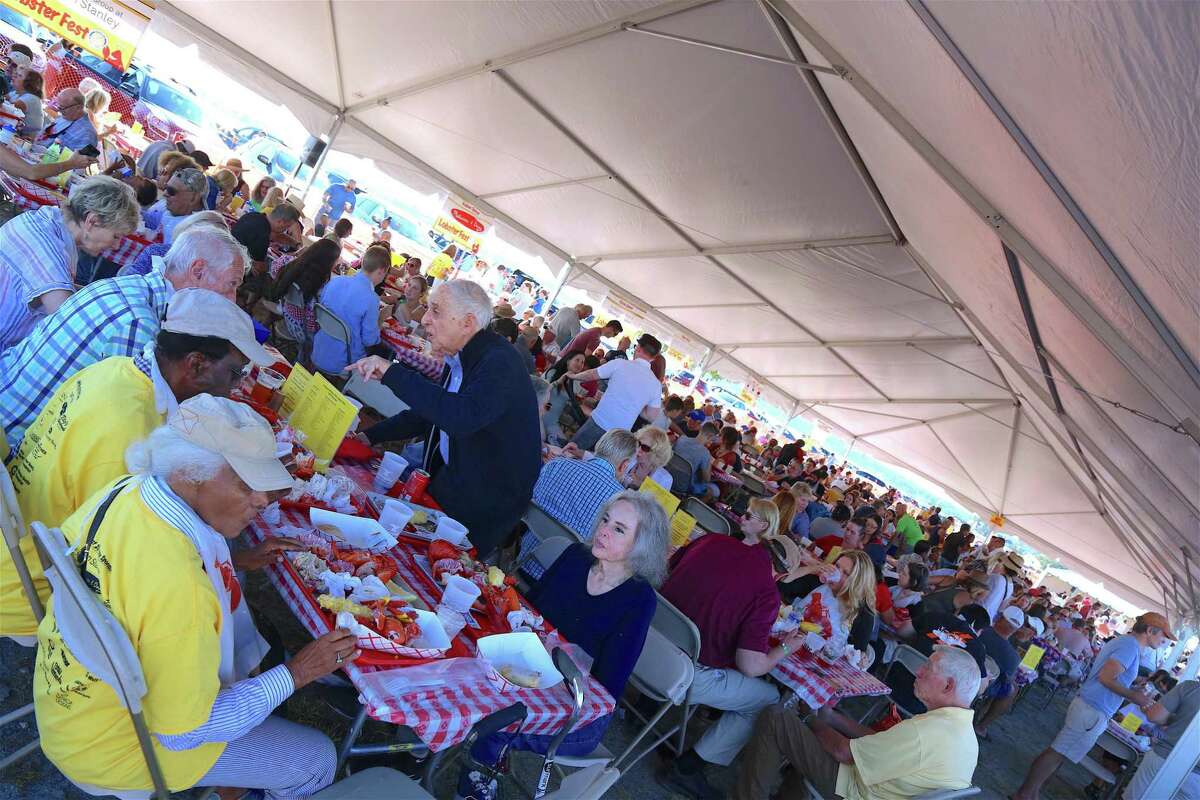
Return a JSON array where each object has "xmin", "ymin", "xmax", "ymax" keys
[
  {"xmin": 373, "ymin": 452, "xmax": 408, "ymax": 493},
  {"xmin": 378, "ymin": 498, "xmax": 414, "ymax": 533},
  {"xmin": 251, "ymin": 367, "xmax": 285, "ymax": 404}
]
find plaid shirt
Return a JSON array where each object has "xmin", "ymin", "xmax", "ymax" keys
[
  {"xmin": 1, "ymin": 271, "xmax": 174, "ymax": 451},
  {"xmin": 519, "ymin": 456, "xmax": 623, "ymax": 579}
]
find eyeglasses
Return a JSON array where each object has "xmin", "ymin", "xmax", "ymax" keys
[
  {"xmin": 164, "ymin": 186, "xmax": 179, "ymax": 197},
  {"xmin": 638, "ymin": 442, "xmax": 652, "ymax": 453}
]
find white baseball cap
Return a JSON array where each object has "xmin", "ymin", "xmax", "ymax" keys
[
  {"xmin": 169, "ymin": 394, "xmax": 292, "ymax": 491},
  {"xmin": 162, "ymin": 288, "xmax": 274, "ymax": 367},
  {"xmin": 1001, "ymin": 606, "xmax": 1026, "ymax": 628},
  {"xmin": 1026, "ymin": 617, "xmax": 1045, "ymax": 637}
]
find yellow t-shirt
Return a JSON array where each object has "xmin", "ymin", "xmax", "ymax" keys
[
  {"xmin": 427, "ymin": 252, "xmax": 454, "ymax": 280},
  {"xmin": 836, "ymin": 706, "xmax": 978, "ymax": 800},
  {"xmin": 34, "ymin": 478, "xmax": 225, "ymax": 790},
  {"xmin": 1, "ymin": 357, "xmax": 163, "ymax": 636}
]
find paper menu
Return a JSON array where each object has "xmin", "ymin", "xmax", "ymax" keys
[
  {"xmin": 279, "ymin": 364, "xmax": 313, "ymax": 417},
  {"xmin": 288, "ymin": 373, "xmax": 358, "ymax": 472},
  {"xmin": 1119, "ymin": 713, "xmax": 1143, "ymax": 733},
  {"xmin": 670, "ymin": 511, "xmax": 697, "ymax": 548},
  {"xmin": 1020, "ymin": 644, "xmax": 1045, "ymax": 670},
  {"xmin": 639, "ymin": 476, "xmax": 680, "ymax": 518}
]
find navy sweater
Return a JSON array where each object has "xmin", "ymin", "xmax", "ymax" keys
[
  {"xmin": 528, "ymin": 543, "xmax": 657, "ymax": 700},
  {"xmin": 364, "ymin": 328, "xmax": 542, "ymax": 556}
]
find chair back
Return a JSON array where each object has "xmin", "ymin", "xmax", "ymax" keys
[
  {"xmin": 681, "ymin": 497, "xmax": 730, "ymax": 536},
  {"xmin": 30, "ymin": 522, "xmax": 169, "ymax": 799},
  {"xmin": 892, "ymin": 644, "xmax": 929, "ymax": 676},
  {"xmin": 529, "ymin": 537, "xmax": 571, "ymax": 576},
  {"xmin": 282, "ymin": 281, "xmax": 305, "ymax": 308},
  {"xmin": 629, "ymin": 593, "xmax": 700, "ymax": 705},
  {"xmin": 542, "ymin": 764, "xmax": 620, "ymax": 799},
  {"xmin": 0, "ymin": 465, "xmax": 43, "ymax": 624},
  {"xmin": 1096, "ymin": 730, "xmax": 1139, "ymax": 763},
  {"xmin": 524, "ymin": 504, "xmax": 581, "ymax": 545},
  {"xmin": 740, "ymin": 472, "xmax": 768, "ymax": 496},
  {"xmin": 665, "ymin": 454, "xmax": 693, "ymax": 495},
  {"xmin": 912, "ymin": 787, "xmax": 981, "ymax": 800},
  {"xmin": 315, "ymin": 302, "xmax": 352, "ymax": 365}
]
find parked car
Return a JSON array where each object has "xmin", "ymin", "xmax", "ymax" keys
[
  {"xmin": 134, "ymin": 75, "xmax": 206, "ymax": 142},
  {"xmin": 46, "ymin": 51, "xmax": 140, "ymax": 126},
  {"xmin": 711, "ymin": 386, "xmax": 748, "ymax": 411},
  {"xmin": 353, "ymin": 196, "xmax": 425, "ymax": 242},
  {"xmin": 671, "ymin": 369, "xmax": 695, "ymax": 388},
  {"xmin": 218, "ymin": 124, "xmax": 266, "ymax": 150}
]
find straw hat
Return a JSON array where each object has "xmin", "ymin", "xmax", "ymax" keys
[{"xmin": 221, "ymin": 157, "xmax": 245, "ymax": 174}]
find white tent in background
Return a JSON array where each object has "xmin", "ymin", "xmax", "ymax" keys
[{"xmin": 147, "ymin": 0, "xmax": 1199, "ymax": 615}]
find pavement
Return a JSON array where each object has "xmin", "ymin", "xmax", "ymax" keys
[{"xmin": 3, "ymin": 572, "xmax": 1104, "ymax": 799}]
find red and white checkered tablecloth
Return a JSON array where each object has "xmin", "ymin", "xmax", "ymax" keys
[
  {"xmin": 1106, "ymin": 719, "xmax": 1151, "ymax": 753},
  {"xmin": 248, "ymin": 504, "xmax": 615, "ymax": 751},
  {"xmin": 100, "ymin": 232, "xmax": 159, "ymax": 267},
  {"xmin": 0, "ymin": 173, "xmax": 65, "ymax": 209},
  {"xmin": 771, "ymin": 647, "xmax": 891, "ymax": 710},
  {"xmin": 380, "ymin": 329, "xmax": 444, "ymax": 380}
]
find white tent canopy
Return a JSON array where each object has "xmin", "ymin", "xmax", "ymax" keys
[{"xmin": 150, "ymin": 0, "xmax": 1199, "ymax": 616}]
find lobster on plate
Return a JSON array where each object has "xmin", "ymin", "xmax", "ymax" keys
[
  {"xmin": 367, "ymin": 600, "xmax": 422, "ymax": 645},
  {"xmin": 330, "ymin": 544, "xmax": 397, "ymax": 584}
]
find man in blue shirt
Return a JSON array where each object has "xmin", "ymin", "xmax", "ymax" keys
[
  {"xmin": 1014, "ymin": 612, "xmax": 1174, "ymax": 800},
  {"xmin": 973, "ymin": 605, "xmax": 1024, "ymax": 738},
  {"xmin": 320, "ymin": 179, "xmax": 357, "ymax": 226},
  {"xmin": 311, "ymin": 244, "xmax": 388, "ymax": 374},
  {"xmin": 43, "ymin": 88, "xmax": 97, "ymax": 152}
]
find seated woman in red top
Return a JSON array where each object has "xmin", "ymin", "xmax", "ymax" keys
[
  {"xmin": 708, "ymin": 424, "xmax": 741, "ymax": 471},
  {"xmin": 458, "ymin": 490, "xmax": 668, "ymax": 800}
]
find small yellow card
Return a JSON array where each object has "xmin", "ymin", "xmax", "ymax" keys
[
  {"xmin": 640, "ymin": 476, "xmax": 680, "ymax": 518},
  {"xmin": 824, "ymin": 545, "xmax": 843, "ymax": 563},
  {"xmin": 289, "ymin": 373, "xmax": 358, "ymax": 472},
  {"xmin": 1120, "ymin": 713, "xmax": 1142, "ymax": 733},
  {"xmin": 279, "ymin": 365, "xmax": 313, "ymax": 418},
  {"xmin": 1020, "ymin": 644, "xmax": 1045, "ymax": 670},
  {"xmin": 670, "ymin": 511, "xmax": 697, "ymax": 548}
]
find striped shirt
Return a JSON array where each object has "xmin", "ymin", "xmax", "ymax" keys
[
  {"xmin": 138, "ymin": 477, "xmax": 295, "ymax": 750},
  {"xmin": 0, "ymin": 206, "xmax": 78, "ymax": 350},
  {"xmin": 1, "ymin": 270, "xmax": 174, "ymax": 451}
]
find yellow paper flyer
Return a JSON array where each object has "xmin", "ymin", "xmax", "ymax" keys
[
  {"xmin": 670, "ymin": 511, "xmax": 697, "ymax": 548},
  {"xmin": 1120, "ymin": 713, "xmax": 1142, "ymax": 733},
  {"xmin": 279, "ymin": 365, "xmax": 312, "ymax": 418},
  {"xmin": 289, "ymin": 373, "xmax": 357, "ymax": 472},
  {"xmin": 1020, "ymin": 644, "xmax": 1045, "ymax": 670},
  {"xmin": 639, "ymin": 476, "xmax": 680, "ymax": 518}
]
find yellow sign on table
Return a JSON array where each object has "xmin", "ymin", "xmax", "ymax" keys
[
  {"xmin": 288, "ymin": 373, "xmax": 358, "ymax": 472},
  {"xmin": 1120, "ymin": 713, "xmax": 1143, "ymax": 733},
  {"xmin": 1020, "ymin": 644, "xmax": 1045, "ymax": 670},
  {"xmin": 639, "ymin": 476, "xmax": 680, "ymax": 518},
  {"xmin": 279, "ymin": 365, "xmax": 313, "ymax": 418},
  {"xmin": 823, "ymin": 545, "xmax": 843, "ymax": 563},
  {"xmin": 669, "ymin": 511, "xmax": 697, "ymax": 548}
]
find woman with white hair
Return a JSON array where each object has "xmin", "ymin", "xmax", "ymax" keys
[
  {"xmin": 0, "ymin": 175, "xmax": 139, "ymax": 349},
  {"xmin": 630, "ymin": 424, "xmax": 674, "ymax": 489},
  {"xmin": 458, "ymin": 489, "xmax": 669, "ymax": 800},
  {"xmin": 33, "ymin": 395, "xmax": 353, "ymax": 799},
  {"xmin": 348, "ymin": 279, "xmax": 543, "ymax": 557}
]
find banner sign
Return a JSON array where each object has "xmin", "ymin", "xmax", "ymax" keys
[
  {"xmin": 429, "ymin": 195, "xmax": 491, "ymax": 255},
  {"xmin": 2, "ymin": 0, "xmax": 154, "ymax": 71}
]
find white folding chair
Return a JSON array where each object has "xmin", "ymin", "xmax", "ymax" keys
[
  {"xmin": 1083, "ymin": 731, "xmax": 1141, "ymax": 800},
  {"xmin": 614, "ymin": 593, "xmax": 701, "ymax": 771},
  {"xmin": 0, "ymin": 467, "xmax": 42, "ymax": 768},
  {"xmin": 681, "ymin": 496, "xmax": 731, "ymax": 536}
]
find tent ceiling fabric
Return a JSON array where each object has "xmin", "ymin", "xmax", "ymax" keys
[{"xmin": 155, "ymin": 0, "xmax": 1199, "ymax": 615}]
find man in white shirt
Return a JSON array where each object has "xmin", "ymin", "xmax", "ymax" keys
[
  {"xmin": 980, "ymin": 551, "xmax": 1023, "ymax": 622},
  {"xmin": 564, "ymin": 333, "xmax": 663, "ymax": 450}
]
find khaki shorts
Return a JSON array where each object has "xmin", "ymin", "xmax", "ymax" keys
[{"xmin": 1051, "ymin": 696, "xmax": 1108, "ymax": 762}]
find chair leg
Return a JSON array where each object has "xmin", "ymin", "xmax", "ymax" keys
[
  {"xmin": 613, "ymin": 700, "xmax": 677, "ymax": 773},
  {"xmin": 335, "ymin": 704, "xmax": 369, "ymax": 776},
  {"xmin": 0, "ymin": 737, "xmax": 40, "ymax": 770}
]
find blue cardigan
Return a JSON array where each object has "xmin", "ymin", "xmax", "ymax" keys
[{"xmin": 364, "ymin": 328, "xmax": 541, "ymax": 556}]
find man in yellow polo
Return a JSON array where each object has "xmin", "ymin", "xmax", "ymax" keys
[{"xmin": 1, "ymin": 288, "xmax": 274, "ymax": 638}]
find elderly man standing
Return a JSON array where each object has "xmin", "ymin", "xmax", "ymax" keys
[
  {"xmin": 348, "ymin": 279, "xmax": 541, "ymax": 557},
  {"xmin": 0, "ymin": 224, "xmax": 247, "ymax": 450},
  {"xmin": 1014, "ymin": 612, "xmax": 1173, "ymax": 800},
  {"xmin": 0, "ymin": 176, "xmax": 139, "ymax": 350},
  {"xmin": 735, "ymin": 647, "xmax": 981, "ymax": 800},
  {"xmin": 42, "ymin": 87, "xmax": 98, "ymax": 151},
  {"xmin": 564, "ymin": 333, "xmax": 663, "ymax": 451},
  {"xmin": 550, "ymin": 302, "xmax": 591, "ymax": 347},
  {"xmin": 0, "ymin": 290, "xmax": 272, "ymax": 638},
  {"xmin": 34, "ymin": 395, "xmax": 352, "ymax": 798}
]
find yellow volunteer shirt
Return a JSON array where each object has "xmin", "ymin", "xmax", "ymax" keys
[
  {"xmin": 427, "ymin": 253, "xmax": 454, "ymax": 280},
  {"xmin": 34, "ymin": 478, "xmax": 225, "ymax": 791},
  {"xmin": 1, "ymin": 357, "xmax": 163, "ymax": 637},
  {"xmin": 836, "ymin": 706, "xmax": 978, "ymax": 800}
]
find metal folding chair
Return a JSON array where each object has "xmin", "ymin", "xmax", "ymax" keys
[
  {"xmin": 614, "ymin": 593, "xmax": 701, "ymax": 771},
  {"xmin": 516, "ymin": 536, "xmax": 572, "ymax": 595},
  {"xmin": 315, "ymin": 301, "xmax": 353, "ymax": 374},
  {"xmin": 1083, "ymin": 730, "xmax": 1141, "ymax": 800},
  {"xmin": 739, "ymin": 472, "xmax": 768, "ymax": 496},
  {"xmin": 863, "ymin": 644, "xmax": 929, "ymax": 723},
  {"xmin": 0, "ymin": 467, "xmax": 43, "ymax": 769},
  {"xmin": 665, "ymin": 454, "xmax": 694, "ymax": 497},
  {"xmin": 681, "ymin": 496, "xmax": 731, "ymax": 536}
]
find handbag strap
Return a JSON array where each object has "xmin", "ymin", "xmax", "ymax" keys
[{"xmin": 76, "ymin": 477, "xmax": 133, "ymax": 594}]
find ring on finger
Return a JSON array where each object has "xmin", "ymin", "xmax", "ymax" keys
[{"xmin": 335, "ymin": 651, "xmax": 344, "ymax": 664}]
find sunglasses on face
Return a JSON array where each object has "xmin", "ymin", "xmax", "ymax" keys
[{"xmin": 164, "ymin": 185, "xmax": 181, "ymax": 197}]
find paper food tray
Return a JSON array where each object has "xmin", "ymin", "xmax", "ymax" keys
[
  {"xmin": 348, "ymin": 608, "xmax": 452, "ymax": 659},
  {"xmin": 310, "ymin": 507, "xmax": 396, "ymax": 551},
  {"xmin": 477, "ymin": 631, "xmax": 563, "ymax": 693}
]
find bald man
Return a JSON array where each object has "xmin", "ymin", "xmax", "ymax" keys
[{"xmin": 43, "ymin": 88, "xmax": 97, "ymax": 152}]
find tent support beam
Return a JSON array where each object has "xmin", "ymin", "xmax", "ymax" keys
[
  {"xmin": 907, "ymin": 343, "xmax": 1010, "ymax": 393},
  {"xmin": 757, "ymin": 0, "xmax": 903, "ymax": 244},
  {"xmin": 714, "ymin": 336, "xmax": 977, "ymax": 349},
  {"xmin": 494, "ymin": 67, "xmax": 892, "ymax": 401},
  {"xmin": 998, "ymin": 405, "xmax": 1021, "ymax": 515},
  {"xmin": 326, "ymin": 0, "xmax": 345, "ymax": 109},
  {"xmin": 803, "ymin": 397, "xmax": 1009, "ymax": 405},
  {"xmin": 574, "ymin": 234, "xmax": 895, "ymax": 261},
  {"xmin": 343, "ymin": 0, "xmax": 719, "ymax": 113},
  {"xmin": 907, "ymin": 0, "xmax": 1200, "ymax": 394},
  {"xmin": 927, "ymin": 424, "xmax": 997, "ymax": 509},
  {"xmin": 858, "ymin": 401, "xmax": 1012, "ymax": 437},
  {"xmin": 477, "ymin": 175, "xmax": 613, "ymax": 200},
  {"xmin": 807, "ymin": 248, "xmax": 951, "ymax": 305},
  {"xmin": 622, "ymin": 23, "xmax": 840, "ymax": 73},
  {"xmin": 659, "ymin": 302, "xmax": 766, "ymax": 310},
  {"xmin": 768, "ymin": 0, "xmax": 1198, "ymax": 419}
]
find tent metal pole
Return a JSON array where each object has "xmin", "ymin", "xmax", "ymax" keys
[
  {"xmin": 906, "ymin": 342, "xmax": 1010, "ymax": 392},
  {"xmin": 756, "ymin": 0, "xmax": 903, "ymax": 244},
  {"xmin": 493, "ymin": 67, "xmax": 893, "ymax": 402},
  {"xmin": 343, "ymin": 0, "xmax": 719, "ymax": 113},
  {"xmin": 997, "ymin": 405, "xmax": 1021, "ymax": 516},
  {"xmin": 546, "ymin": 261, "xmax": 576, "ymax": 310},
  {"xmin": 574, "ymin": 234, "xmax": 895, "ymax": 261},
  {"xmin": 622, "ymin": 23, "xmax": 840, "ymax": 73},
  {"xmin": 907, "ymin": 0, "xmax": 1200, "ymax": 395},
  {"xmin": 478, "ymin": 175, "xmax": 613, "ymax": 200},
  {"xmin": 774, "ymin": 397, "xmax": 1009, "ymax": 405},
  {"xmin": 325, "ymin": 0, "xmax": 345, "ymax": 109},
  {"xmin": 767, "ymin": 0, "xmax": 1197, "ymax": 418},
  {"xmin": 714, "ymin": 336, "xmax": 977, "ymax": 349},
  {"xmin": 857, "ymin": 401, "xmax": 1012, "ymax": 437},
  {"xmin": 807, "ymin": 248, "xmax": 951, "ymax": 305},
  {"xmin": 294, "ymin": 114, "xmax": 344, "ymax": 205}
]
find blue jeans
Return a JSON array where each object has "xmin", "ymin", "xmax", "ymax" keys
[{"xmin": 457, "ymin": 715, "xmax": 609, "ymax": 799}]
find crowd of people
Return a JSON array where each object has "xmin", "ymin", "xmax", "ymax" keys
[{"xmin": 1, "ymin": 43, "xmax": 1195, "ymax": 800}]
